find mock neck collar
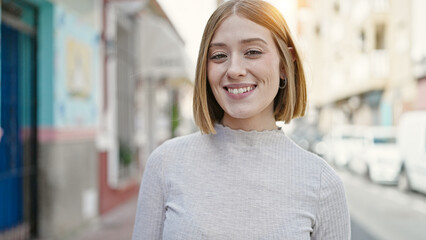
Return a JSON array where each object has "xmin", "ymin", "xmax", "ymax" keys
[
  {"xmin": 214, "ymin": 124, "xmax": 283, "ymax": 134},
  {"xmin": 210, "ymin": 124, "xmax": 286, "ymax": 147}
]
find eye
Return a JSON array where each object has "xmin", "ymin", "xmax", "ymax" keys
[
  {"xmin": 210, "ymin": 53, "xmax": 228, "ymax": 60},
  {"xmin": 245, "ymin": 49, "xmax": 262, "ymax": 57}
]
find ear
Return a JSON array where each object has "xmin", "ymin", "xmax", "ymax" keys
[
  {"xmin": 280, "ymin": 63, "xmax": 286, "ymax": 79},
  {"xmin": 280, "ymin": 67, "xmax": 286, "ymax": 79},
  {"xmin": 288, "ymin": 47, "xmax": 296, "ymax": 62}
]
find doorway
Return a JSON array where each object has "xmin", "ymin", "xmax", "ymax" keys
[{"xmin": 0, "ymin": 0, "xmax": 38, "ymax": 238}]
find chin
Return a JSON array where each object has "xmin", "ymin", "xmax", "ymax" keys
[{"xmin": 225, "ymin": 110, "xmax": 254, "ymax": 120}]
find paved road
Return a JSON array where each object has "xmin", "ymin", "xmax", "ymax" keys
[
  {"xmin": 338, "ymin": 170, "xmax": 426, "ymax": 240},
  {"xmin": 351, "ymin": 217, "xmax": 378, "ymax": 240}
]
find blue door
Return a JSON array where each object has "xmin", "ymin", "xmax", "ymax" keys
[
  {"xmin": 0, "ymin": 23, "xmax": 24, "ymax": 233},
  {"xmin": 1, "ymin": 1, "xmax": 38, "ymax": 236}
]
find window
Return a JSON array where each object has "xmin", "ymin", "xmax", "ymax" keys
[
  {"xmin": 373, "ymin": 137, "xmax": 396, "ymax": 144},
  {"xmin": 375, "ymin": 23, "xmax": 386, "ymax": 50},
  {"xmin": 334, "ymin": 1, "xmax": 340, "ymax": 13},
  {"xmin": 359, "ymin": 30, "xmax": 365, "ymax": 52}
]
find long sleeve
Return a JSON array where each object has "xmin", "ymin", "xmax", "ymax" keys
[
  {"xmin": 311, "ymin": 166, "xmax": 351, "ymax": 240},
  {"xmin": 132, "ymin": 150, "xmax": 166, "ymax": 240},
  {"xmin": 132, "ymin": 127, "xmax": 352, "ymax": 239}
]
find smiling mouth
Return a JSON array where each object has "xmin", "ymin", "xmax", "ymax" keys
[{"xmin": 224, "ymin": 85, "xmax": 257, "ymax": 94}]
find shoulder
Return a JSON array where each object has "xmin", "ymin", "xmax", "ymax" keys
[
  {"xmin": 146, "ymin": 131, "xmax": 205, "ymax": 165},
  {"xmin": 284, "ymin": 135, "xmax": 332, "ymax": 170},
  {"xmin": 283, "ymin": 135, "xmax": 343, "ymax": 184},
  {"xmin": 155, "ymin": 131, "xmax": 204, "ymax": 153}
]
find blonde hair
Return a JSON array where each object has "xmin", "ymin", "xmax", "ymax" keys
[{"xmin": 193, "ymin": 0, "xmax": 307, "ymax": 134}]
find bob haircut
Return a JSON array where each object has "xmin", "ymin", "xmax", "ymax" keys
[{"xmin": 193, "ymin": 0, "xmax": 307, "ymax": 134}]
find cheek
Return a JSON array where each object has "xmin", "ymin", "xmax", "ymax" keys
[
  {"xmin": 207, "ymin": 63, "xmax": 223, "ymax": 86},
  {"xmin": 270, "ymin": 72, "xmax": 280, "ymax": 87},
  {"xmin": 207, "ymin": 63, "xmax": 215, "ymax": 84},
  {"xmin": 253, "ymin": 67, "xmax": 280, "ymax": 87},
  {"xmin": 250, "ymin": 56, "xmax": 281, "ymax": 84},
  {"xmin": 207, "ymin": 65, "xmax": 222, "ymax": 101}
]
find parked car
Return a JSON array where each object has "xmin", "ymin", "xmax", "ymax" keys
[
  {"xmin": 349, "ymin": 126, "xmax": 402, "ymax": 184},
  {"xmin": 398, "ymin": 111, "xmax": 426, "ymax": 194},
  {"xmin": 287, "ymin": 120, "xmax": 323, "ymax": 153},
  {"xmin": 328, "ymin": 125, "xmax": 365, "ymax": 168}
]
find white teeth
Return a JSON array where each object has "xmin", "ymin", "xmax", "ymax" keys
[{"xmin": 227, "ymin": 86, "xmax": 254, "ymax": 94}]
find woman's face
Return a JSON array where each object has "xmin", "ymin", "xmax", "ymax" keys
[{"xmin": 207, "ymin": 15, "xmax": 284, "ymax": 130}]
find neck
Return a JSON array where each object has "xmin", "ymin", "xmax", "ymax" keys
[{"xmin": 221, "ymin": 114, "xmax": 277, "ymax": 132}]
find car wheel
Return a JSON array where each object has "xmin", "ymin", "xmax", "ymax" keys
[{"xmin": 398, "ymin": 168, "xmax": 411, "ymax": 192}]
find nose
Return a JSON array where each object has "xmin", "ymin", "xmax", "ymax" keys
[{"xmin": 226, "ymin": 55, "xmax": 246, "ymax": 79}]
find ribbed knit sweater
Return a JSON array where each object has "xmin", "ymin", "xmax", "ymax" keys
[{"xmin": 132, "ymin": 124, "xmax": 350, "ymax": 239}]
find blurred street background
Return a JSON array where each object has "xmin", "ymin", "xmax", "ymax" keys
[{"xmin": 1, "ymin": 0, "xmax": 426, "ymax": 239}]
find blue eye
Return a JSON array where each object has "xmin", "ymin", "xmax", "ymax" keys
[{"xmin": 210, "ymin": 53, "xmax": 227, "ymax": 60}]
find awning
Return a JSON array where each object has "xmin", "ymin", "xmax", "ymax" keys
[{"xmin": 135, "ymin": 12, "xmax": 192, "ymax": 82}]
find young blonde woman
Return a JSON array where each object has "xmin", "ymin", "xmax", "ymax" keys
[{"xmin": 132, "ymin": 0, "xmax": 350, "ymax": 239}]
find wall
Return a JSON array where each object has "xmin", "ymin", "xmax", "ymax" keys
[
  {"xmin": 303, "ymin": 0, "xmax": 392, "ymax": 106},
  {"xmin": 38, "ymin": 140, "xmax": 97, "ymax": 238},
  {"xmin": 25, "ymin": 0, "xmax": 103, "ymax": 238},
  {"xmin": 53, "ymin": 4, "xmax": 101, "ymax": 129},
  {"xmin": 97, "ymin": 3, "xmax": 140, "ymax": 215}
]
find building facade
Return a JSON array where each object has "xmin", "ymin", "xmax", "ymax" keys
[
  {"xmin": 297, "ymin": 0, "xmax": 423, "ymax": 132},
  {"xmin": 0, "ymin": 0, "xmax": 191, "ymax": 238},
  {"xmin": 1, "ymin": 0, "xmax": 103, "ymax": 238}
]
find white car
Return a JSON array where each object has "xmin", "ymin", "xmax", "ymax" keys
[
  {"xmin": 329, "ymin": 125, "xmax": 365, "ymax": 168},
  {"xmin": 398, "ymin": 111, "xmax": 426, "ymax": 193},
  {"xmin": 359, "ymin": 127, "xmax": 402, "ymax": 184}
]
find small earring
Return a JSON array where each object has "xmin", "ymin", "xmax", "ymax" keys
[{"xmin": 279, "ymin": 77, "xmax": 287, "ymax": 89}]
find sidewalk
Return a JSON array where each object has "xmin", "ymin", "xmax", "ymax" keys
[{"xmin": 73, "ymin": 196, "xmax": 138, "ymax": 240}]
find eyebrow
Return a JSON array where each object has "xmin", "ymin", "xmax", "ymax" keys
[
  {"xmin": 241, "ymin": 38, "xmax": 267, "ymax": 45},
  {"xmin": 209, "ymin": 38, "xmax": 268, "ymax": 48}
]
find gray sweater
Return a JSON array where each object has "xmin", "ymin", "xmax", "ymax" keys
[{"xmin": 132, "ymin": 124, "xmax": 350, "ymax": 239}]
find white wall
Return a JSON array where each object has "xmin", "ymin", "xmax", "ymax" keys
[{"xmin": 412, "ymin": 0, "xmax": 426, "ymax": 77}]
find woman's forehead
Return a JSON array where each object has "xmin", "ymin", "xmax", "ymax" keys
[{"xmin": 210, "ymin": 15, "xmax": 274, "ymax": 45}]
